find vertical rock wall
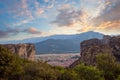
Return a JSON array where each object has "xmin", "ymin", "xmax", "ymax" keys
[
  {"xmin": 70, "ymin": 35, "xmax": 120, "ymax": 67},
  {"xmin": 2, "ymin": 44, "xmax": 35, "ymax": 61}
]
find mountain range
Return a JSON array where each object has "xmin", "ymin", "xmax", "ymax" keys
[
  {"xmin": 35, "ymin": 31, "xmax": 104, "ymax": 54},
  {"xmin": 0, "ymin": 31, "xmax": 104, "ymax": 54}
]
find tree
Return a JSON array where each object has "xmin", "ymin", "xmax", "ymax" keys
[
  {"xmin": 96, "ymin": 54, "xmax": 120, "ymax": 80},
  {"xmin": 22, "ymin": 61, "xmax": 58, "ymax": 80},
  {"xmin": 74, "ymin": 64, "xmax": 104, "ymax": 80},
  {"xmin": 58, "ymin": 69, "xmax": 78, "ymax": 80},
  {"xmin": 0, "ymin": 45, "xmax": 23, "ymax": 80}
]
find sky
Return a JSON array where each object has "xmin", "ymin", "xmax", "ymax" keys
[{"xmin": 0, "ymin": 0, "xmax": 120, "ymax": 41}]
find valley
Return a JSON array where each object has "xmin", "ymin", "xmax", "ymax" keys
[{"xmin": 35, "ymin": 53, "xmax": 80, "ymax": 67}]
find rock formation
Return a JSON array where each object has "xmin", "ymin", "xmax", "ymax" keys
[
  {"xmin": 2, "ymin": 44, "xmax": 35, "ymax": 61},
  {"xmin": 70, "ymin": 35, "xmax": 120, "ymax": 67},
  {"xmin": 109, "ymin": 36, "xmax": 120, "ymax": 60}
]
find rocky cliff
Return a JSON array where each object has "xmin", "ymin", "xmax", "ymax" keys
[
  {"xmin": 70, "ymin": 35, "xmax": 120, "ymax": 67},
  {"xmin": 2, "ymin": 44, "xmax": 35, "ymax": 61}
]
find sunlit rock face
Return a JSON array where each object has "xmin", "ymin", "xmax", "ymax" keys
[
  {"xmin": 70, "ymin": 35, "xmax": 120, "ymax": 67},
  {"xmin": 2, "ymin": 44, "xmax": 35, "ymax": 61}
]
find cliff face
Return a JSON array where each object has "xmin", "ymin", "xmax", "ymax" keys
[
  {"xmin": 2, "ymin": 44, "xmax": 35, "ymax": 61},
  {"xmin": 70, "ymin": 35, "xmax": 120, "ymax": 67},
  {"xmin": 109, "ymin": 36, "xmax": 120, "ymax": 60}
]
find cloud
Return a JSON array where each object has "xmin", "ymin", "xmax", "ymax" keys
[
  {"xmin": 95, "ymin": 20, "xmax": 120, "ymax": 34},
  {"xmin": 0, "ymin": 27, "xmax": 42, "ymax": 38},
  {"xmin": 0, "ymin": 27, "xmax": 21, "ymax": 38},
  {"xmin": 48, "ymin": 0, "xmax": 56, "ymax": 8},
  {"xmin": 77, "ymin": 0, "xmax": 120, "ymax": 34},
  {"xmin": 0, "ymin": 0, "xmax": 120, "ymax": 39},
  {"xmin": 0, "ymin": 30, "xmax": 9, "ymax": 38},
  {"xmin": 47, "ymin": 3, "xmax": 54, "ymax": 8},
  {"xmin": 36, "ymin": 8, "xmax": 44, "ymax": 16},
  {"xmin": 11, "ymin": 20, "xmax": 30, "ymax": 27},
  {"xmin": 11, "ymin": 0, "xmax": 34, "ymax": 20},
  {"xmin": 51, "ymin": 5, "xmax": 88, "ymax": 27},
  {"xmin": 92, "ymin": 0, "xmax": 120, "ymax": 26},
  {"xmin": 44, "ymin": 0, "xmax": 49, "ymax": 2},
  {"xmin": 77, "ymin": 26, "xmax": 94, "ymax": 33},
  {"xmin": 78, "ymin": 20, "xmax": 120, "ymax": 34},
  {"xmin": 25, "ymin": 27, "xmax": 42, "ymax": 34}
]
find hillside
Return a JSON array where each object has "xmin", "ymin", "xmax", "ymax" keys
[
  {"xmin": 0, "ymin": 31, "xmax": 104, "ymax": 54},
  {"xmin": 35, "ymin": 39, "xmax": 79, "ymax": 54},
  {"xmin": 0, "ymin": 31, "xmax": 104, "ymax": 44},
  {"xmin": 35, "ymin": 31, "xmax": 104, "ymax": 54}
]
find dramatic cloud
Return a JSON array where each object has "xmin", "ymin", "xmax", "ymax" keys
[
  {"xmin": 0, "ymin": 0, "xmax": 120, "ymax": 41},
  {"xmin": 52, "ymin": 5, "xmax": 88, "ymax": 27},
  {"xmin": 79, "ymin": 20, "xmax": 120, "ymax": 34},
  {"xmin": 92, "ymin": 0, "xmax": 120, "ymax": 29},
  {"xmin": 77, "ymin": 0, "xmax": 120, "ymax": 34}
]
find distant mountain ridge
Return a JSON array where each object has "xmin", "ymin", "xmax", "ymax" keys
[
  {"xmin": 0, "ymin": 31, "xmax": 104, "ymax": 44},
  {"xmin": 35, "ymin": 39, "xmax": 80, "ymax": 54},
  {"xmin": 0, "ymin": 31, "xmax": 104, "ymax": 54},
  {"xmin": 35, "ymin": 31, "xmax": 104, "ymax": 54}
]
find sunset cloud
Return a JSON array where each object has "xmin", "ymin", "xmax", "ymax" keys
[
  {"xmin": 52, "ymin": 5, "xmax": 89, "ymax": 27},
  {"xmin": 26, "ymin": 27, "xmax": 42, "ymax": 34},
  {"xmin": 0, "ymin": 0, "xmax": 120, "ymax": 41},
  {"xmin": 95, "ymin": 21, "xmax": 120, "ymax": 34},
  {"xmin": 92, "ymin": 0, "xmax": 120, "ymax": 26},
  {"xmin": 76, "ymin": 0, "xmax": 120, "ymax": 34},
  {"xmin": 89, "ymin": 0, "xmax": 120, "ymax": 34}
]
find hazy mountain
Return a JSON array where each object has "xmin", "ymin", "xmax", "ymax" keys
[
  {"xmin": 0, "ymin": 31, "xmax": 104, "ymax": 44},
  {"xmin": 35, "ymin": 31, "xmax": 104, "ymax": 54},
  {"xmin": 35, "ymin": 39, "xmax": 80, "ymax": 54},
  {"xmin": 0, "ymin": 31, "xmax": 104, "ymax": 54}
]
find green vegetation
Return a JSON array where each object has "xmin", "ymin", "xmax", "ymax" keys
[
  {"xmin": 0, "ymin": 45, "xmax": 23, "ymax": 80},
  {"xmin": 74, "ymin": 64, "xmax": 104, "ymax": 80},
  {"xmin": 1, "ymin": 45, "xmax": 120, "ymax": 80},
  {"xmin": 96, "ymin": 54, "xmax": 120, "ymax": 80}
]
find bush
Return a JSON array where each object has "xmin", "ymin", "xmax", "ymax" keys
[
  {"xmin": 22, "ymin": 61, "xmax": 58, "ymax": 80},
  {"xmin": 0, "ymin": 45, "xmax": 23, "ymax": 80},
  {"xmin": 1, "ymin": 45, "xmax": 120, "ymax": 80},
  {"xmin": 96, "ymin": 54, "xmax": 120, "ymax": 80},
  {"xmin": 74, "ymin": 64, "xmax": 104, "ymax": 80},
  {"xmin": 58, "ymin": 69, "xmax": 78, "ymax": 80}
]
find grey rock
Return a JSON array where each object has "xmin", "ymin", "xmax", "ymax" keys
[
  {"xmin": 2, "ymin": 44, "xmax": 35, "ymax": 61},
  {"xmin": 70, "ymin": 35, "xmax": 120, "ymax": 67}
]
